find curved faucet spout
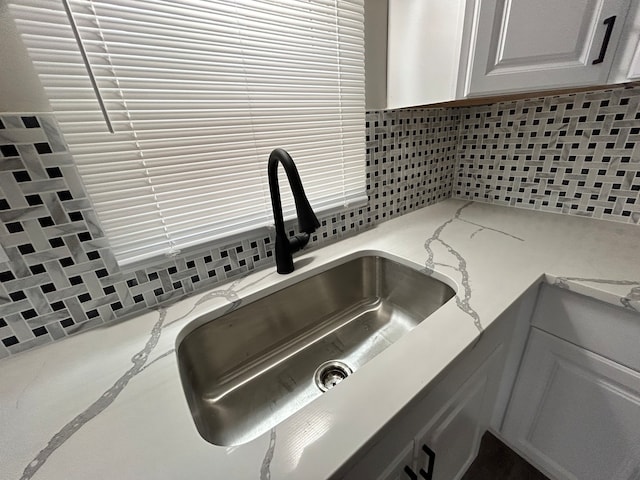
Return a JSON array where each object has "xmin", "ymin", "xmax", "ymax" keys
[{"xmin": 268, "ymin": 148, "xmax": 320, "ymax": 274}]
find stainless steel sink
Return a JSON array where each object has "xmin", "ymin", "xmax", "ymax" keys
[{"xmin": 176, "ymin": 254, "xmax": 455, "ymax": 446}]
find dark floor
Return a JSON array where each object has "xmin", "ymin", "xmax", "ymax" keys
[{"xmin": 461, "ymin": 432, "xmax": 550, "ymax": 480}]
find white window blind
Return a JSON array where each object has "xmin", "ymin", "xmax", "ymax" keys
[{"xmin": 10, "ymin": 0, "xmax": 366, "ymax": 265}]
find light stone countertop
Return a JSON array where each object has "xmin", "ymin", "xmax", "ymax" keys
[{"xmin": 0, "ymin": 199, "xmax": 638, "ymax": 480}]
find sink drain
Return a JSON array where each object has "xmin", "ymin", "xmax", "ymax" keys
[{"xmin": 314, "ymin": 360, "xmax": 353, "ymax": 392}]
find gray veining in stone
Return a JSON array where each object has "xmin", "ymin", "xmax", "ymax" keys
[
  {"xmin": 15, "ymin": 361, "xmax": 45, "ymax": 409},
  {"xmin": 18, "ymin": 308, "xmax": 167, "ymax": 480},
  {"xmin": 552, "ymin": 277, "xmax": 640, "ymax": 313},
  {"xmin": 139, "ymin": 348, "xmax": 175, "ymax": 373},
  {"xmin": 424, "ymin": 202, "xmax": 482, "ymax": 331},
  {"xmin": 162, "ymin": 281, "xmax": 243, "ymax": 330},
  {"xmin": 460, "ymin": 218, "xmax": 525, "ymax": 242},
  {"xmin": 163, "ymin": 270, "xmax": 275, "ymax": 329},
  {"xmin": 424, "ymin": 202, "xmax": 525, "ymax": 331},
  {"xmin": 260, "ymin": 429, "xmax": 277, "ymax": 480}
]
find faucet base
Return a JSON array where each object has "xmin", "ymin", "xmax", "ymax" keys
[
  {"xmin": 277, "ymin": 264, "xmax": 295, "ymax": 275},
  {"xmin": 275, "ymin": 236, "xmax": 295, "ymax": 274}
]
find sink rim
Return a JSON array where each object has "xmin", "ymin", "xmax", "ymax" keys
[
  {"xmin": 174, "ymin": 250, "xmax": 458, "ymax": 446},
  {"xmin": 174, "ymin": 249, "xmax": 458, "ymax": 349}
]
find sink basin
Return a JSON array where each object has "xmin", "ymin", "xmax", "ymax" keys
[{"xmin": 176, "ymin": 254, "xmax": 455, "ymax": 446}]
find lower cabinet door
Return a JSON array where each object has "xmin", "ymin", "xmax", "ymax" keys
[
  {"xmin": 340, "ymin": 319, "xmax": 510, "ymax": 480},
  {"xmin": 342, "ymin": 438, "xmax": 416, "ymax": 480},
  {"xmin": 377, "ymin": 442, "xmax": 417, "ymax": 480},
  {"xmin": 413, "ymin": 349, "xmax": 498, "ymax": 480},
  {"xmin": 502, "ymin": 328, "xmax": 640, "ymax": 480}
]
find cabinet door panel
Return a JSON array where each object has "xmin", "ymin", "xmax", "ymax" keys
[
  {"xmin": 339, "ymin": 310, "xmax": 515, "ymax": 480},
  {"xmin": 342, "ymin": 435, "xmax": 415, "ymax": 480},
  {"xmin": 627, "ymin": 37, "xmax": 640, "ymax": 79},
  {"xmin": 414, "ymin": 346, "xmax": 503, "ymax": 480},
  {"xmin": 502, "ymin": 328, "xmax": 640, "ymax": 480},
  {"xmin": 376, "ymin": 443, "xmax": 416, "ymax": 480},
  {"xmin": 415, "ymin": 375, "xmax": 485, "ymax": 480},
  {"xmin": 499, "ymin": 0, "xmax": 597, "ymax": 65},
  {"xmin": 466, "ymin": 0, "xmax": 631, "ymax": 95}
]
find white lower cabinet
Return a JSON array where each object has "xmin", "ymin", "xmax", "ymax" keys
[
  {"xmin": 375, "ymin": 442, "xmax": 415, "ymax": 480},
  {"xmin": 341, "ymin": 316, "xmax": 512, "ymax": 480},
  {"xmin": 412, "ymin": 364, "xmax": 490, "ymax": 480},
  {"xmin": 500, "ymin": 284, "xmax": 640, "ymax": 480},
  {"xmin": 502, "ymin": 327, "xmax": 640, "ymax": 480},
  {"xmin": 343, "ymin": 349, "xmax": 500, "ymax": 480},
  {"xmin": 341, "ymin": 283, "xmax": 640, "ymax": 480}
]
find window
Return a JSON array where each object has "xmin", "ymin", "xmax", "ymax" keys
[{"xmin": 11, "ymin": 0, "xmax": 366, "ymax": 265}]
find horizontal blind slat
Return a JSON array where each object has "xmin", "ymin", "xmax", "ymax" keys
[{"xmin": 10, "ymin": 0, "xmax": 365, "ymax": 265}]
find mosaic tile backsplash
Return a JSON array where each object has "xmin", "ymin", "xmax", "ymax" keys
[
  {"xmin": 456, "ymin": 85, "xmax": 640, "ymax": 222},
  {"xmin": 0, "ymin": 109, "xmax": 458, "ymax": 357},
  {"xmin": 1, "ymin": 84, "xmax": 639, "ymax": 357}
]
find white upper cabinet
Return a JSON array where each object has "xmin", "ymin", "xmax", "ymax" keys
[
  {"xmin": 381, "ymin": 0, "xmax": 639, "ymax": 108},
  {"xmin": 465, "ymin": 0, "xmax": 632, "ymax": 96},
  {"xmin": 628, "ymin": 39, "xmax": 640, "ymax": 79},
  {"xmin": 609, "ymin": 0, "xmax": 640, "ymax": 81},
  {"xmin": 387, "ymin": 0, "xmax": 468, "ymax": 109}
]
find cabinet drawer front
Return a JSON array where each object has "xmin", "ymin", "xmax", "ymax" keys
[{"xmin": 531, "ymin": 284, "xmax": 640, "ymax": 372}]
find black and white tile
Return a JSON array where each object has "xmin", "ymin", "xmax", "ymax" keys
[
  {"xmin": 2, "ymin": 84, "xmax": 639, "ymax": 357},
  {"xmin": 0, "ymin": 109, "xmax": 458, "ymax": 356},
  {"xmin": 455, "ymin": 85, "xmax": 640, "ymax": 222}
]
